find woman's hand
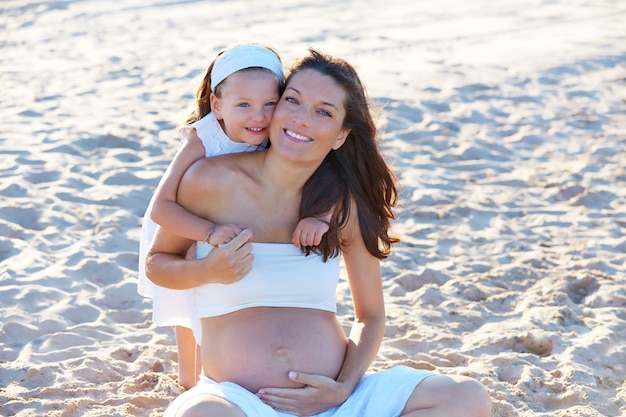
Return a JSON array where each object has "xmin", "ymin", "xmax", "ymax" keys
[
  {"xmin": 256, "ymin": 371, "xmax": 349, "ymax": 416},
  {"xmin": 201, "ymin": 228, "xmax": 254, "ymax": 285}
]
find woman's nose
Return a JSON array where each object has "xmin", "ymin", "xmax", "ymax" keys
[{"xmin": 292, "ymin": 105, "xmax": 310, "ymax": 125}]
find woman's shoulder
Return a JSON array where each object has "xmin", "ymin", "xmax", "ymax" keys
[
  {"xmin": 184, "ymin": 151, "xmax": 262, "ymax": 185},
  {"xmin": 177, "ymin": 151, "xmax": 265, "ymax": 215}
]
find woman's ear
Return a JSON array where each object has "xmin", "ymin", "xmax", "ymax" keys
[
  {"xmin": 210, "ymin": 93, "xmax": 223, "ymax": 120},
  {"xmin": 332, "ymin": 128, "xmax": 350, "ymax": 150}
]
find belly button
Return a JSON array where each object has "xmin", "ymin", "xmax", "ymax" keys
[{"xmin": 273, "ymin": 347, "xmax": 290, "ymax": 358}]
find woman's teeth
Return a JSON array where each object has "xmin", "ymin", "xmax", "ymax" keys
[{"xmin": 286, "ymin": 130, "xmax": 311, "ymax": 142}]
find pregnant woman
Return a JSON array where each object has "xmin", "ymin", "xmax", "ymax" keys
[{"xmin": 146, "ymin": 49, "xmax": 491, "ymax": 417}]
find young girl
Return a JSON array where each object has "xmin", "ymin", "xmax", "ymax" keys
[{"xmin": 137, "ymin": 44, "xmax": 329, "ymax": 390}]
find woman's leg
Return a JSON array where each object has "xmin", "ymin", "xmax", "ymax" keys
[
  {"xmin": 175, "ymin": 325, "xmax": 201, "ymax": 390},
  {"xmin": 400, "ymin": 374, "xmax": 491, "ymax": 417},
  {"xmin": 175, "ymin": 395, "xmax": 247, "ymax": 417}
]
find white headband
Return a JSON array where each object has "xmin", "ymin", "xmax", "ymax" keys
[{"xmin": 210, "ymin": 45, "xmax": 284, "ymax": 91}]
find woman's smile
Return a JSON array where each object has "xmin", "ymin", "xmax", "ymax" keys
[{"xmin": 284, "ymin": 129, "xmax": 312, "ymax": 143}]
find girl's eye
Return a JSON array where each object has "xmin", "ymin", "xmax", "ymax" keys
[
  {"xmin": 265, "ymin": 101, "xmax": 278, "ymax": 107},
  {"xmin": 237, "ymin": 103, "xmax": 250, "ymax": 108}
]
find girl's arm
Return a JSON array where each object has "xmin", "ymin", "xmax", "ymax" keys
[{"xmin": 150, "ymin": 127, "xmax": 214, "ymax": 242}]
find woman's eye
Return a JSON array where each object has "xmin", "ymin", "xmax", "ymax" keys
[
  {"xmin": 319, "ymin": 109, "xmax": 332, "ymax": 117},
  {"xmin": 285, "ymin": 96, "xmax": 298, "ymax": 104}
]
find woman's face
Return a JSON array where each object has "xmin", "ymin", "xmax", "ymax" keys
[{"xmin": 270, "ymin": 69, "xmax": 350, "ymax": 164}]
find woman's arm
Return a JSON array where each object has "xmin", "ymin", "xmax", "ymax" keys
[
  {"xmin": 150, "ymin": 127, "xmax": 215, "ymax": 242},
  {"xmin": 146, "ymin": 225, "xmax": 254, "ymax": 289},
  {"xmin": 145, "ymin": 224, "xmax": 205, "ymax": 289},
  {"xmin": 332, "ymin": 201, "xmax": 386, "ymax": 397},
  {"xmin": 145, "ymin": 158, "xmax": 255, "ymax": 290}
]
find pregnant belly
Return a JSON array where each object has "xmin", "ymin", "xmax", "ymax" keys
[{"xmin": 200, "ymin": 307, "xmax": 347, "ymax": 393}]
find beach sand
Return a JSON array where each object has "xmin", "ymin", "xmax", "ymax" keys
[{"xmin": 1, "ymin": 1, "xmax": 625, "ymax": 416}]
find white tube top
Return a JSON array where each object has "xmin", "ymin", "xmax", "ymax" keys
[{"xmin": 194, "ymin": 242, "xmax": 339, "ymax": 317}]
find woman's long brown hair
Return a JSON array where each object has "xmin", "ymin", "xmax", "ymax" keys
[{"xmin": 294, "ymin": 49, "xmax": 399, "ymax": 260}]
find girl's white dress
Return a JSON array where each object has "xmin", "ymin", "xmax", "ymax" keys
[{"xmin": 137, "ymin": 112, "xmax": 266, "ymax": 329}]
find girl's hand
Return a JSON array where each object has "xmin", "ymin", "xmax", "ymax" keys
[
  {"xmin": 292, "ymin": 217, "xmax": 329, "ymax": 249},
  {"xmin": 206, "ymin": 223, "xmax": 248, "ymax": 246}
]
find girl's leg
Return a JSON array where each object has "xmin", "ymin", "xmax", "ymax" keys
[
  {"xmin": 175, "ymin": 325, "xmax": 201, "ymax": 390},
  {"xmin": 401, "ymin": 374, "xmax": 491, "ymax": 417},
  {"xmin": 177, "ymin": 242, "xmax": 202, "ymax": 389}
]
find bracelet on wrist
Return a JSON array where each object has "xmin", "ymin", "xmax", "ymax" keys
[{"xmin": 203, "ymin": 224, "xmax": 218, "ymax": 245}]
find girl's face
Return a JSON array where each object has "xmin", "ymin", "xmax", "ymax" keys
[
  {"xmin": 270, "ymin": 69, "xmax": 350, "ymax": 164},
  {"xmin": 211, "ymin": 70, "xmax": 280, "ymax": 146}
]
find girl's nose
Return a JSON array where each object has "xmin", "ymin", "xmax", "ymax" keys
[{"xmin": 250, "ymin": 107, "xmax": 266, "ymax": 121}]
